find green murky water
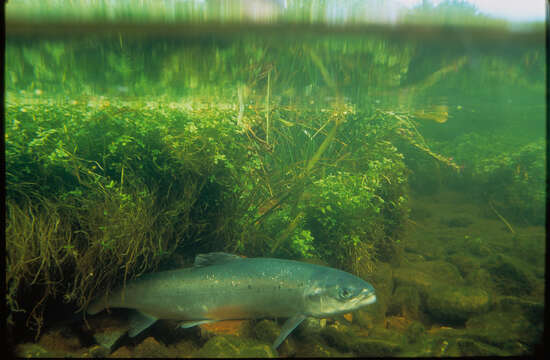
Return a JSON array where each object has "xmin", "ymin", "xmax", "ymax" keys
[{"xmin": 6, "ymin": 1, "xmax": 545, "ymax": 357}]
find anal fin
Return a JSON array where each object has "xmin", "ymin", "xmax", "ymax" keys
[{"xmin": 272, "ymin": 314, "xmax": 306, "ymax": 350}]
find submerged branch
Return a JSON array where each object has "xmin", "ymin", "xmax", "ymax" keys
[{"xmin": 489, "ymin": 199, "xmax": 515, "ymax": 235}]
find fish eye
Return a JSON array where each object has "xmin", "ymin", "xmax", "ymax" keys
[{"xmin": 338, "ymin": 287, "xmax": 353, "ymax": 299}]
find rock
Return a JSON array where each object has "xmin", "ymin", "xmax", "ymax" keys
[
  {"xmin": 421, "ymin": 260, "xmax": 464, "ymax": 284},
  {"xmin": 27, "ymin": 326, "xmax": 86, "ymax": 357},
  {"xmin": 295, "ymin": 339, "xmax": 347, "ymax": 357},
  {"xmin": 430, "ymin": 338, "xmax": 461, "ymax": 356},
  {"xmin": 457, "ymin": 338, "xmax": 507, "ymax": 356},
  {"xmin": 199, "ymin": 320, "xmax": 250, "ymax": 340},
  {"xmin": 132, "ymin": 336, "xmax": 173, "ymax": 357},
  {"xmin": 405, "ymin": 321, "xmax": 426, "ymax": 344},
  {"xmin": 466, "ymin": 311, "xmax": 540, "ymax": 353},
  {"xmin": 195, "ymin": 335, "xmax": 277, "ymax": 357},
  {"xmin": 251, "ymin": 319, "xmax": 279, "ymax": 345},
  {"xmin": 352, "ymin": 338, "xmax": 402, "ymax": 357},
  {"xmin": 110, "ymin": 345, "xmax": 132, "ymax": 357},
  {"xmin": 167, "ymin": 340, "xmax": 198, "ymax": 357},
  {"xmin": 447, "ymin": 254, "xmax": 480, "ymax": 278},
  {"xmin": 464, "ymin": 237, "xmax": 492, "ymax": 257},
  {"xmin": 425, "ymin": 285, "xmax": 491, "ymax": 324},
  {"xmin": 402, "ymin": 252, "xmax": 426, "ymax": 263},
  {"xmin": 400, "ymin": 326, "xmax": 463, "ymax": 357},
  {"xmin": 426, "ymin": 326, "xmax": 471, "ymax": 356},
  {"xmin": 465, "ymin": 268, "xmax": 496, "ymax": 291},
  {"xmin": 393, "ymin": 260, "xmax": 464, "ymax": 293},
  {"xmin": 195, "ymin": 336, "xmax": 241, "ymax": 357},
  {"xmin": 369, "ymin": 326, "xmax": 408, "ymax": 345},
  {"xmin": 354, "ymin": 308, "xmax": 375, "ymax": 330},
  {"xmin": 385, "ymin": 316, "xmax": 411, "ymax": 332},
  {"xmin": 87, "ymin": 345, "xmax": 110, "ymax": 357},
  {"xmin": 15, "ymin": 343, "xmax": 59, "ymax": 358},
  {"xmin": 495, "ymin": 296, "xmax": 544, "ymax": 324},
  {"xmin": 483, "ymin": 254, "xmax": 536, "ymax": 296},
  {"xmin": 406, "ymin": 323, "xmax": 517, "ymax": 357},
  {"xmin": 296, "ymin": 317, "xmax": 326, "ymax": 337},
  {"xmin": 321, "ymin": 323, "xmax": 405, "ymax": 356},
  {"xmin": 387, "ymin": 285, "xmax": 422, "ymax": 320},
  {"xmin": 320, "ymin": 324, "xmax": 356, "ymax": 352},
  {"xmin": 356, "ymin": 326, "xmax": 405, "ymax": 356},
  {"xmin": 426, "ymin": 324, "xmax": 465, "ymax": 338}
]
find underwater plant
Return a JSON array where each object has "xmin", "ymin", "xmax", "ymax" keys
[{"xmin": 432, "ymin": 132, "xmax": 545, "ymax": 225}]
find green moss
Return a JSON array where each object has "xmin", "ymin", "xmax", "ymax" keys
[
  {"xmin": 405, "ymin": 321, "xmax": 426, "ymax": 344},
  {"xmin": 426, "ymin": 285, "xmax": 491, "ymax": 324},
  {"xmin": 195, "ymin": 335, "xmax": 277, "ymax": 358}
]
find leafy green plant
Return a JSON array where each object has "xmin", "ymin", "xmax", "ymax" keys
[
  {"xmin": 5, "ymin": 100, "xmax": 259, "ymax": 334},
  {"xmin": 302, "ymin": 170, "xmax": 391, "ymax": 272},
  {"xmin": 258, "ymin": 206, "xmax": 316, "ymax": 260}
]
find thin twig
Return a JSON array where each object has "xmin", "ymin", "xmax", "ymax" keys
[{"xmin": 489, "ymin": 200, "xmax": 515, "ymax": 234}]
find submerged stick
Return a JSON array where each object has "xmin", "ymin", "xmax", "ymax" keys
[{"xmin": 489, "ymin": 200, "xmax": 515, "ymax": 235}]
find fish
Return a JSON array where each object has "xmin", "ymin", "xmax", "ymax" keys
[
  {"xmin": 412, "ymin": 104, "xmax": 450, "ymax": 123},
  {"xmin": 87, "ymin": 252, "xmax": 376, "ymax": 349}
]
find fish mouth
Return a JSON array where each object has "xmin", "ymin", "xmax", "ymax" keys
[
  {"xmin": 363, "ymin": 293, "xmax": 376, "ymax": 305},
  {"xmin": 358, "ymin": 288, "xmax": 376, "ymax": 306}
]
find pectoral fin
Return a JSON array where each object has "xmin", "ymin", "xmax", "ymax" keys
[
  {"xmin": 272, "ymin": 314, "xmax": 306, "ymax": 350},
  {"xmin": 128, "ymin": 311, "xmax": 158, "ymax": 338}
]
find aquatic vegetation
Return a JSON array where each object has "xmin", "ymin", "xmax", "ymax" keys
[
  {"xmin": 260, "ymin": 205, "xmax": 316, "ymax": 259},
  {"xmin": 6, "ymin": 198, "xmax": 72, "ymax": 333},
  {"xmin": 433, "ymin": 133, "xmax": 545, "ymax": 225},
  {"xmin": 234, "ymin": 103, "xmax": 434, "ymax": 267},
  {"xmin": 5, "ymin": 100, "xmax": 250, "ymax": 334},
  {"xmin": 6, "ymin": 94, "xmax": 436, "ymax": 336},
  {"xmin": 5, "ymin": 4, "xmax": 545, "ymax": 354}
]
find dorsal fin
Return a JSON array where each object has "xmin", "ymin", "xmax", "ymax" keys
[{"xmin": 194, "ymin": 252, "xmax": 244, "ymax": 267}]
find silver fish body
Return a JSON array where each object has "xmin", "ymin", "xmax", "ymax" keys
[{"xmin": 88, "ymin": 252, "xmax": 376, "ymax": 348}]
